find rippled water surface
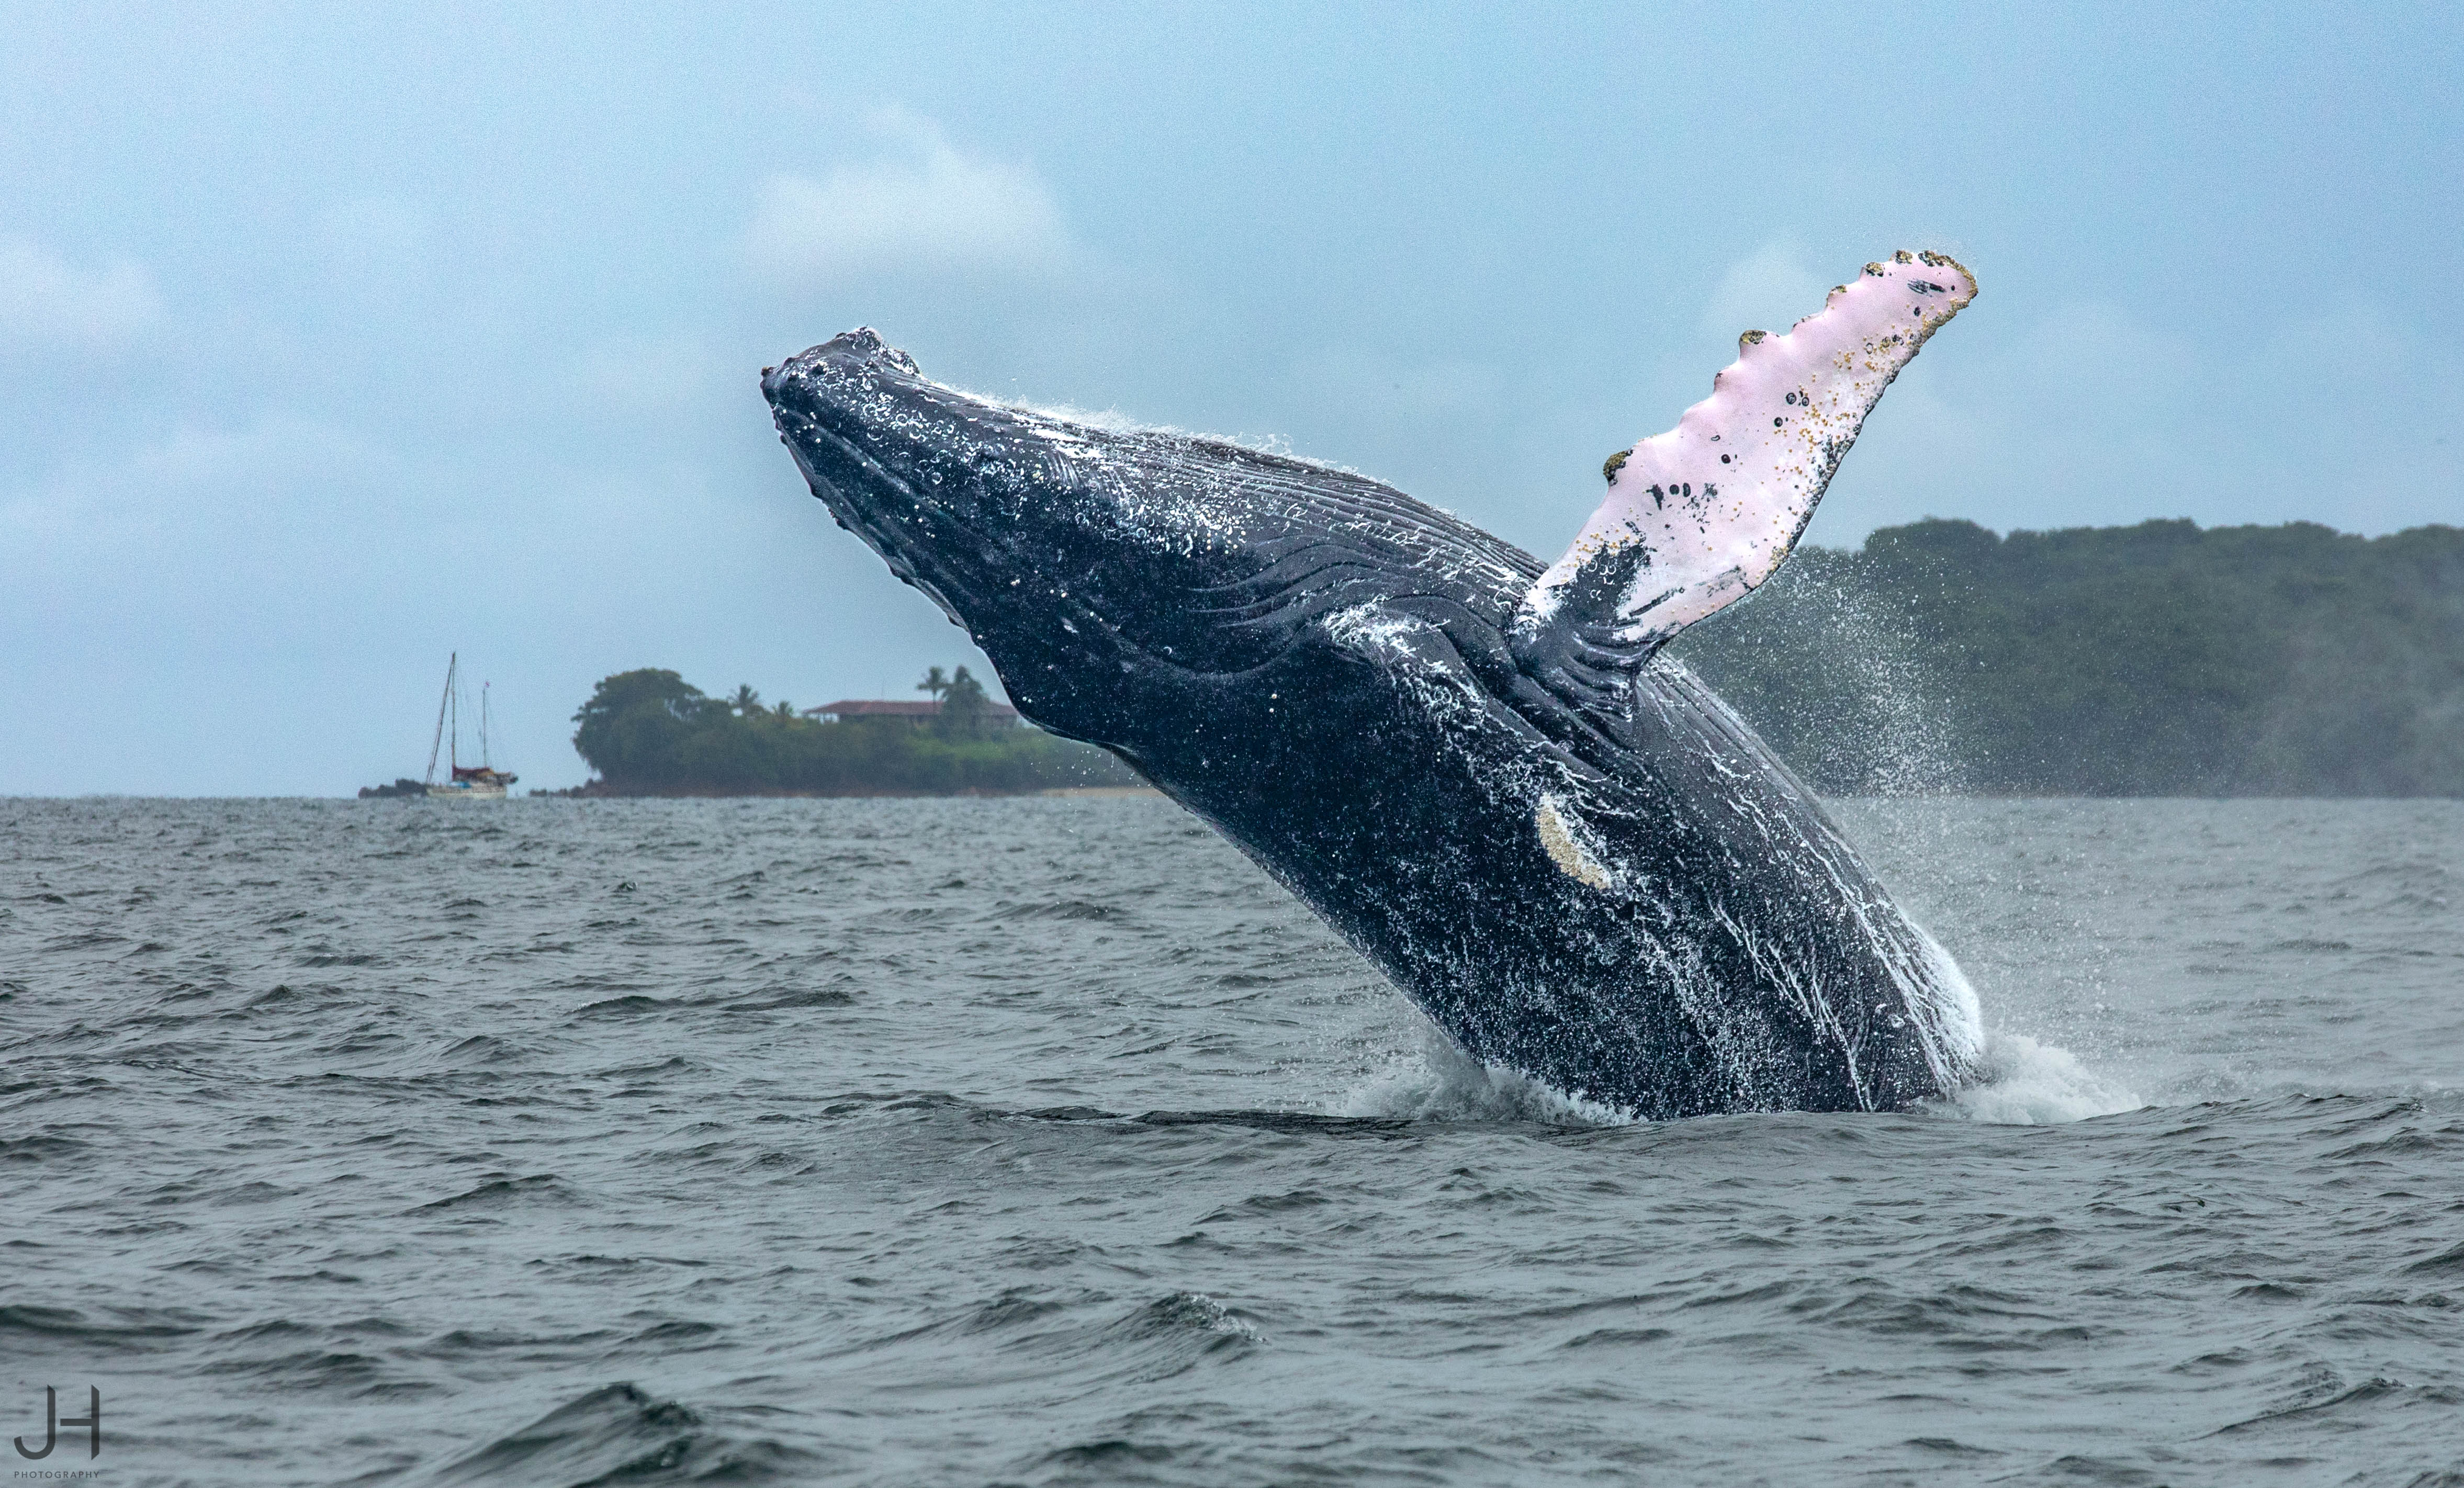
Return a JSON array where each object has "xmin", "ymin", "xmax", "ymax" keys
[{"xmin": 5, "ymin": 796, "xmax": 2461, "ymax": 1485}]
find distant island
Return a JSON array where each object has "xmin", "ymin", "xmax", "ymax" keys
[
  {"xmin": 1669, "ymin": 518, "xmax": 2464, "ymax": 796},
  {"xmin": 541, "ymin": 520, "xmax": 2459, "ymax": 801},
  {"xmin": 558, "ymin": 665, "xmax": 1142, "ymax": 796}
]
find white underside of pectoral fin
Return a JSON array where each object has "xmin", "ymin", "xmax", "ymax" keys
[{"xmin": 1518, "ymin": 251, "xmax": 1975, "ymax": 652}]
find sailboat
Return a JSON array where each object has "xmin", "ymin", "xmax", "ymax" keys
[{"xmin": 425, "ymin": 653, "xmax": 517, "ymax": 799}]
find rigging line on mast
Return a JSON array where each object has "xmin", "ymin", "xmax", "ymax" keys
[{"xmin": 427, "ymin": 652, "xmax": 456, "ymax": 785}]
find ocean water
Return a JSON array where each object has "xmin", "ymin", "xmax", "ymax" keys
[{"xmin": 3, "ymin": 795, "xmax": 2460, "ymax": 1486}]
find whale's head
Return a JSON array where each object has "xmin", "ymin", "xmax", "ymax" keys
[
  {"xmin": 760, "ymin": 329, "xmax": 1040, "ymax": 639},
  {"xmin": 764, "ymin": 329, "xmax": 1536, "ymax": 748}
]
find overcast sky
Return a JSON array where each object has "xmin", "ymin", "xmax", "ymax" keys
[{"xmin": 5, "ymin": 3, "xmax": 2457, "ymax": 794}]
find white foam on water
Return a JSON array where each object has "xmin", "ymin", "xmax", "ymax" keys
[
  {"xmin": 1930, "ymin": 1028, "xmax": 2143, "ymax": 1125},
  {"xmin": 1337, "ymin": 1023, "xmax": 1641, "ymax": 1128},
  {"xmin": 1336, "ymin": 1011, "xmax": 2137, "ymax": 1129}
]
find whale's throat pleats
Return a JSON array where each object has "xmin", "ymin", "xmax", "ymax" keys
[{"xmin": 1509, "ymin": 252, "xmax": 1975, "ymax": 704}]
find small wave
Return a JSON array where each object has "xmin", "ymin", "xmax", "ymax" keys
[
  {"xmin": 989, "ymin": 898, "xmax": 1119, "ymax": 922},
  {"xmin": 1117, "ymin": 1291, "xmax": 1261, "ymax": 1345},
  {"xmin": 0, "ymin": 1302, "xmax": 207, "ymax": 1348},
  {"xmin": 429, "ymin": 1380, "xmax": 822, "ymax": 1484},
  {"xmin": 199, "ymin": 1347, "xmax": 387, "ymax": 1386},
  {"xmin": 442, "ymin": 1034, "xmax": 534, "ymax": 1064},
  {"xmin": 1933, "ymin": 1030, "xmax": 2142, "ymax": 1125},
  {"xmin": 573, "ymin": 995, "xmax": 670, "ymax": 1019},
  {"xmin": 0, "ymin": 1134, "xmax": 91, "ymax": 1163},
  {"xmin": 417, "ymin": 1174, "xmax": 579, "ymax": 1211},
  {"xmin": 1134, "ymin": 1110, "xmax": 1414, "ymax": 1139},
  {"xmin": 2403, "ymin": 1239, "xmax": 2464, "ymax": 1277},
  {"xmin": 1337, "ymin": 1024, "xmax": 1638, "ymax": 1127},
  {"xmin": 720, "ymin": 987, "xmax": 856, "ymax": 1011}
]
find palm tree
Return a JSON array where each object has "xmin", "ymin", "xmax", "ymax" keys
[
  {"xmin": 916, "ymin": 666, "xmax": 951, "ymax": 700},
  {"xmin": 938, "ymin": 666, "xmax": 993, "ymax": 736},
  {"xmin": 732, "ymin": 684, "xmax": 762, "ymax": 715}
]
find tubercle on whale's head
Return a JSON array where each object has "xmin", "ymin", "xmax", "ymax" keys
[
  {"xmin": 760, "ymin": 329, "xmax": 1222, "ymax": 741},
  {"xmin": 761, "ymin": 329, "xmax": 1043, "ymax": 638},
  {"xmin": 761, "ymin": 328, "xmax": 941, "ymax": 524}
]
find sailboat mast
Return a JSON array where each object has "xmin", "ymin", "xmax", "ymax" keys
[
  {"xmin": 449, "ymin": 659, "xmax": 460, "ymax": 772},
  {"xmin": 481, "ymin": 683, "xmax": 492, "ymax": 769},
  {"xmin": 426, "ymin": 652, "xmax": 456, "ymax": 785}
]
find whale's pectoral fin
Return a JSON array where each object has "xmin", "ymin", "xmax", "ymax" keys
[{"xmin": 1510, "ymin": 251, "xmax": 1975, "ymax": 705}]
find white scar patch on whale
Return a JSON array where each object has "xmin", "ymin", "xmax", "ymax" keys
[{"xmin": 1535, "ymin": 794, "xmax": 1619, "ymax": 891}]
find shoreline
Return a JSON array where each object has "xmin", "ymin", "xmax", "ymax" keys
[{"xmin": 514, "ymin": 781, "xmax": 1164, "ymax": 801}]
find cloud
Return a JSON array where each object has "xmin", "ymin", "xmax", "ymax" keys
[
  {"xmin": 0, "ymin": 233, "xmax": 163, "ymax": 350},
  {"xmin": 1697, "ymin": 241, "xmax": 1829, "ymax": 344},
  {"xmin": 745, "ymin": 109, "xmax": 1067, "ymax": 287},
  {"xmin": 1, "ymin": 415, "xmax": 395, "ymax": 565}
]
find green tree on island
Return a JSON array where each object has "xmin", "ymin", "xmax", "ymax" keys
[
  {"xmin": 1667, "ymin": 517, "xmax": 2464, "ymax": 795},
  {"xmin": 936, "ymin": 666, "xmax": 993, "ymax": 738},
  {"xmin": 568, "ymin": 665, "xmax": 1135, "ymax": 795},
  {"xmin": 570, "ymin": 669, "xmax": 723, "ymax": 784}
]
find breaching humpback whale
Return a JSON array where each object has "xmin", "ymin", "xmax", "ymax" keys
[{"xmin": 764, "ymin": 251, "xmax": 1984, "ymax": 1119}]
